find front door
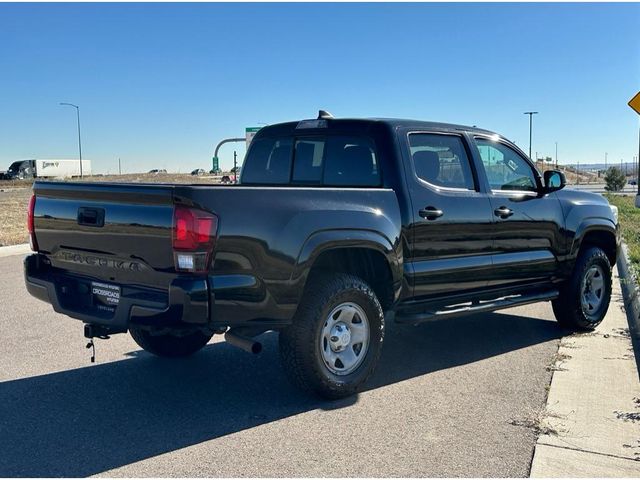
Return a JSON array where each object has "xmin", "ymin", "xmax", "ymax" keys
[
  {"xmin": 473, "ymin": 136, "xmax": 565, "ymax": 286},
  {"xmin": 403, "ymin": 131, "xmax": 495, "ymax": 299}
]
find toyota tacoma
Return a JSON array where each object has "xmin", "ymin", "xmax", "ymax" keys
[{"xmin": 24, "ymin": 112, "xmax": 620, "ymax": 398}]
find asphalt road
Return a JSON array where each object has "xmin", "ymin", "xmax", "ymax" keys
[
  {"xmin": 0, "ymin": 253, "xmax": 563, "ymax": 477},
  {"xmin": 567, "ymin": 183, "xmax": 637, "ymax": 194}
]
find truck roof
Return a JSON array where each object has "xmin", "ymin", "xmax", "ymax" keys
[{"xmin": 257, "ymin": 117, "xmax": 497, "ymax": 138}]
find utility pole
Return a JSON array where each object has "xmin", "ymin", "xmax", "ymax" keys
[
  {"xmin": 59, "ymin": 102, "xmax": 83, "ymax": 178},
  {"xmin": 605, "ymin": 152, "xmax": 608, "ymax": 171},
  {"xmin": 524, "ymin": 111, "xmax": 538, "ymax": 159},
  {"xmin": 577, "ymin": 161, "xmax": 580, "ymax": 185},
  {"xmin": 233, "ymin": 151, "xmax": 238, "ymax": 184},
  {"xmin": 118, "ymin": 158, "xmax": 122, "ymax": 175},
  {"xmin": 555, "ymin": 142, "xmax": 558, "ymax": 169}
]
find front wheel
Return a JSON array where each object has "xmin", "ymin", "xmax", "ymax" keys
[
  {"xmin": 129, "ymin": 326, "xmax": 213, "ymax": 358},
  {"xmin": 552, "ymin": 246, "xmax": 612, "ymax": 331},
  {"xmin": 279, "ymin": 273, "xmax": 384, "ymax": 399}
]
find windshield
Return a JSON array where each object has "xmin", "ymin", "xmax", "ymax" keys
[{"xmin": 7, "ymin": 161, "xmax": 23, "ymax": 173}]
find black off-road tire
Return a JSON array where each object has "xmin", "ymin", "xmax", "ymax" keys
[
  {"xmin": 552, "ymin": 246, "xmax": 612, "ymax": 331},
  {"xmin": 279, "ymin": 272, "xmax": 384, "ymax": 400},
  {"xmin": 129, "ymin": 327, "xmax": 213, "ymax": 358}
]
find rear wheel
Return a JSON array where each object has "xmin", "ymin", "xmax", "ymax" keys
[
  {"xmin": 129, "ymin": 327, "xmax": 213, "ymax": 358},
  {"xmin": 552, "ymin": 246, "xmax": 612, "ymax": 331},
  {"xmin": 279, "ymin": 273, "xmax": 384, "ymax": 399}
]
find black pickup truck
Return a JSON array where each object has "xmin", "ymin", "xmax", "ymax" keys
[{"xmin": 25, "ymin": 113, "xmax": 619, "ymax": 398}]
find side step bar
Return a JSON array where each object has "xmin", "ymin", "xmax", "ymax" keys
[{"xmin": 395, "ymin": 289, "xmax": 559, "ymax": 325}]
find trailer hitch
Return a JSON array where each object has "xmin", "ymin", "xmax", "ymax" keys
[{"xmin": 83, "ymin": 324, "xmax": 124, "ymax": 363}]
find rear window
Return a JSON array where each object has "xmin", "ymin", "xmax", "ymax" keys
[
  {"xmin": 323, "ymin": 136, "xmax": 380, "ymax": 186},
  {"xmin": 240, "ymin": 138, "xmax": 293, "ymax": 185},
  {"xmin": 241, "ymin": 135, "xmax": 380, "ymax": 187},
  {"xmin": 292, "ymin": 138, "xmax": 325, "ymax": 184}
]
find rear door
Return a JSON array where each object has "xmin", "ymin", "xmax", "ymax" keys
[
  {"xmin": 472, "ymin": 136, "xmax": 565, "ymax": 286},
  {"xmin": 402, "ymin": 130, "xmax": 494, "ymax": 299}
]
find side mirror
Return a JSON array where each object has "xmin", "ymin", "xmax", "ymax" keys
[{"xmin": 543, "ymin": 170, "xmax": 566, "ymax": 193}]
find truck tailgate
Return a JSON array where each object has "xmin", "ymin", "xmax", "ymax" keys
[{"xmin": 33, "ymin": 181, "xmax": 176, "ymax": 290}]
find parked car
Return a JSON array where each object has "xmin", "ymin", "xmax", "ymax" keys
[
  {"xmin": 148, "ymin": 169, "xmax": 167, "ymax": 174},
  {"xmin": 24, "ymin": 113, "xmax": 619, "ymax": 399},
  {"xmin": 191, "ymin": 168, "xmax": 206, "ymax": 176},
  {"xmin": 220, "ymin": 175, "xmax": 232, "ymax": 184},
  {"xmin": 628, "ymin": 179, "xmax": 637, "ymax": 186}
]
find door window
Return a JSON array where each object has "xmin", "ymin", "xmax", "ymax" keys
[
  {"xmin": 475, "ymin": 139, "xmax": 538, "ymax": 192},
  {"xmin": 409, "ymin": 134, "xmax": 475, "ymax": 190}
]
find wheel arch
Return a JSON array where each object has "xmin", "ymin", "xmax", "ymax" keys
[
  {"xmin": 571, "ymin": 220, "xmax": 618, "ymax": 266},
  {"xmin": 292, "ymin": 230, "xmax": 402, "ymax": 311}
]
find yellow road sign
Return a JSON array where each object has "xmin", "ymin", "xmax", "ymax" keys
[{"xmin": 629, "ymin": 91, "xmax": 640, "ymax": 115}]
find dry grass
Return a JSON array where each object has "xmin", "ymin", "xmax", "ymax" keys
[
  {"xmin": 534, "ymin": 161, "xmax": 598, "ymax": 184},
  {"xmin": 605, "ymin": 194, "xmax": 640, "ymax": 275},
  {"xmin": 65, "ymin": 173, "xmax": 232, "ymax": 185},
  {"xmin": 0, "ymin": 187, "xmax": 32, "ymax": 246}
]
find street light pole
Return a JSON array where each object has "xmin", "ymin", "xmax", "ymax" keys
[
  {"xmin": 555, "ymin": 142, "xmax": 558, "ymax": 169},
  {"xmin": 60, "ymin": 102, "xmax": 83, "ymax": 178},
  {"xmin": 524, "ymin": 111, "xmax": 538, "ymax": 160}
]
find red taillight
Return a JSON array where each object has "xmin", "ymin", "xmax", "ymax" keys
[
  {"xmin": 172, "ymin": 206, "xmax": 218, "ymax": 272},
  {"xmin": 27, "ymin": 194, "xmax": 38, "ymax": 251}
]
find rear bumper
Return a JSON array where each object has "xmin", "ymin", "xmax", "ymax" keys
[{"xmin": 24, "ymin": 254, "xmax": 210, "ymax": 331}]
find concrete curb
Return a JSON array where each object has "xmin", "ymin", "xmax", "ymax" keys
[
  {"xmin": 0, "ymin": 243, "xmax": 31, "ymax": 258},
  {"xmin": 617, "ymin": 242, "xmax": 640, "ymax": 372},
  {"xmin": 530, "ymin": 265, "xmax": 640, "ymax": 477}
]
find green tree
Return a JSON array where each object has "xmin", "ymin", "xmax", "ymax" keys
[{"xmin": 604, "ymin": 167, "xmax": 626, "ymax": 192}]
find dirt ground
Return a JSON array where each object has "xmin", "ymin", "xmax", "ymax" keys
[
  {"xmin": 0, "ymin": 173, "xmax": 232, "ymax": 247},
  {"xmin": 0, "ymin": 187, "xmax": 32, "ymax": 246}
]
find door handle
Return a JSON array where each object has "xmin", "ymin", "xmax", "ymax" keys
[
  {"xmin": 419, "ymin": 206, "xmax": 444, "ymax": 220},
  {"xmin": 494, "ymin": 206, "xmax": 514, "ymax": 219}
]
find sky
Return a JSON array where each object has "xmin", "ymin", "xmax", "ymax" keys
[{"xmin": 0, "ymin": 2, "xmax": 639, "ymax": 174}]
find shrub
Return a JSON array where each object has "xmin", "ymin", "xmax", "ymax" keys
[{"xmin": 604, "ymin": 167, "xmax": 627, "ymax": 192}]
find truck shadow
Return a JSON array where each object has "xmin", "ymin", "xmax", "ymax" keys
[{"xmin": 0, "ymin": 312, "xmax": 563, "ymax": 476}]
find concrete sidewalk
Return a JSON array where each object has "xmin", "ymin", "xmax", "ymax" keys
[
  {"xmin": 530, "ymin": 267, "xmax": 640, "ymax": 477},
  {"xmin": 0, "ymin": 243, "xmax": 30, "ymax": 258}
]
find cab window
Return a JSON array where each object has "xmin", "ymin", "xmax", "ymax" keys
[
  {"xmin": 409, "ymin": 133, "xmax": 475, "ymax": 190},
  {"xmin": 242, "ymin": 135, "xmax": 380, "ymax": 186},
  {"xmin": 241, "ymin": 137, "xmax": 293, "ymax": 185},
  {"xmin": 323, "ymin": 136, "xmax": 380, "ymax": 187},
  {"xmin": 475, "ymin": 138, "xmax": 538, "ymax": 193}
]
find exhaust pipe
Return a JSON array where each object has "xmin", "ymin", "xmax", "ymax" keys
[{"xmin": 224, "ymin": 331, "xmax": 262, "ymax": 354}]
